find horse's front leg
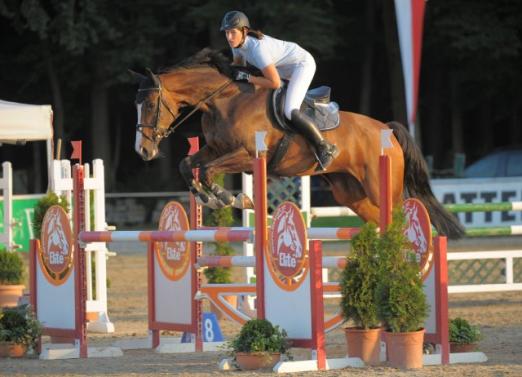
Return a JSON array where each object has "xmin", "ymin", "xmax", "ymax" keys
[
  {"xmin": 179, "ymin": 146, "xmax": 222, "ymax": 209},
  {"xmin": 200, "ymin": 147, "xmax": 255, "ymax": 209}
]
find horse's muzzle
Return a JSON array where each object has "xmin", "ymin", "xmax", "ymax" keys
[{"xmin": 138, "ymin": 146, "xmax": 158, "ymax": 161}]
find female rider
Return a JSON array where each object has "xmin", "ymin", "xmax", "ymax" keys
[{"xmin": 221, "ymin": 10, "xmax": 339, "ymax": 170}]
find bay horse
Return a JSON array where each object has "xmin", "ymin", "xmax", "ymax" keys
[{"xmin": 131, "ymin": 48, "xmax": 464, "ymax": 239}]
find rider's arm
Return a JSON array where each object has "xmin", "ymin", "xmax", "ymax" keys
[{"xmin": 248, "ymin": 64, "xmax": 281, "ymax": 89}]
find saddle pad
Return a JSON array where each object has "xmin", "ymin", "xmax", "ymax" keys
[{"xmin": 272, "ymin": 85, "xmax": 340, "ymax": 132}]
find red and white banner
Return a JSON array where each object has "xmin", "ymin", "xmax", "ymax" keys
[{"xmin": 394, "ymin": 0, "xmax": 426, "ymax": 139}]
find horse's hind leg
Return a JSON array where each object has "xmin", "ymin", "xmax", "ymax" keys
[
  {"xmin": 325, "ymin": 173, "xmax": 381, "ymax": 225},
  {"xmin": 200, "ymin": 147, "xmax": 255, "ymax": 209}
]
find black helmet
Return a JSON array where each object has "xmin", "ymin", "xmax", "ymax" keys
[{"xmin": 220, "ymin": 10, "xmax": 250, "ymax": 31}]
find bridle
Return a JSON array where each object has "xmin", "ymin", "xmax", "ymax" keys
[{"xmin": 136, "ymin": 77, "xmax": 233, "ymax": 144}]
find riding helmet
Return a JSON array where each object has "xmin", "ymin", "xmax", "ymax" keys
[{"xmin": 220, "ymin": 10, "xmax": 250, "ymax": 31}]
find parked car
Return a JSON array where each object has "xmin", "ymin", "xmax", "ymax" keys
[{"xmin": 464, "ymin": 147, "xmax": 522, "ymax": 178}]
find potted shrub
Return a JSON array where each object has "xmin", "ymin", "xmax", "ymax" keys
[
  {"xmin": 340, "ymin": 221, "xmax": 382, "ymax": 365},
  {"xmin": 449, "ymin": 317, "xmax": 482, "ymax": 353},
  {"xmin": 375, "ymin": 208, "xmax": 430, "ymax": 369},
  {"xmin": 229, "ymin": 319, "xmax": 290, "ymax": 370},
  {"xmin": 0, "ymin": 248, "xmax": 25, "ymax": 308},
  {"xmin": 0, "ymin": 304, "xmax": 42, "ymax": 358}
]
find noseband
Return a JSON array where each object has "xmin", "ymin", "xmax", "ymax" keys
[
  {"xmin": 136, "ymin": 78, "xmax": 233, "ymax": 144},
  {"xmin": 135, "ymin": 83, "xmax": 177, "ymax": 144}
]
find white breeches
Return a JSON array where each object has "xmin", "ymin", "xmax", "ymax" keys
[{"xmin": 283, "ymin": 54, "xmax": 316, "ymax": 120}]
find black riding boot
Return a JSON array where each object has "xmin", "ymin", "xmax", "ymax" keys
[{"xmin": 290, "ymin": 109, "xmax": 339, "ymax": 170}]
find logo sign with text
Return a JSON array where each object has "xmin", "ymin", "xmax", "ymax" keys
[
  {"xmin": 156, "ymin": 201, "xmax": 190, "ymax": 281},
  {"xmin": 403, "ymin": 198, "xmax": 433, "ymax": 281},
  {"xmin": 40, "ymin": 206, "xmax": 74, "ymax": 286},
  {"xmin": 268, "ymin": 202, "xmax": 308, "ymax": 291}
]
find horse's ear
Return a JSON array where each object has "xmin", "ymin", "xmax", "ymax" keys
[
  {"xmin": 145, "ymin": 67, "xmax": 161, "ymax": 88},
  {"xmin": 128, "ymin": 69, "xmax": 146, "ymax": 83}
]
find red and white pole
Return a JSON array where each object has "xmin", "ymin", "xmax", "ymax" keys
[
  {"xmin": 379, "ymin": 154, "xmax": 392, "ymax": 234},
  {"xmin": 73, "ymin": 164, "xmax": 88, "ymax": 358},
  {"xmin": 188, "ymin": 137, "xmax": 203, "ymax": 352},
  {"xmin": 253, "ymin": 152, "xmax": 267, "ymax": 320}
]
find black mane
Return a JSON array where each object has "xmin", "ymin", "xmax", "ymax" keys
[
  {"xmin": 159, "ymin": 47, "xmax": 260, "ymax": 78},
  {"xmin": 159, "ymin": 48, "xmax": 235, "ymax": 78}
]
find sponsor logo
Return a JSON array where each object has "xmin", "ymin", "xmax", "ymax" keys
[
  {"xmin": 403, "ymin": 198, "xmax": 433, "ymax": 281},
  {"xmin": 39, "ymin": 206, "xmax": 74, "ymax": 286},
  {"xmin": 267, "ymin": 202, "xmax": 308, "ymax": 291},
  {"xmin": 156, "ymin": 202, "xmax": 190, "ymax": 281}
]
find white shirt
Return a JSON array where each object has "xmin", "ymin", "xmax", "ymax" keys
[{"xmin": 232, "ymin": 35, "xmax": 312, "ymax": 79}]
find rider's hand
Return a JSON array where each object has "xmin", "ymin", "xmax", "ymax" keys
[{"xmin": 234, "ymin": 70, "xmax": 250, "ymax": 83}]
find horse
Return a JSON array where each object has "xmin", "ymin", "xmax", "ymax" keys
[{"xmin": 131, "ymin": 48, "xmax": 465, "ymax": 239}]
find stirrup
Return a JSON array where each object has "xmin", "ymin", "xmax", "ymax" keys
[{"xmin": 314, "ymin": 144, "xmax": 339, "ymax": 171}]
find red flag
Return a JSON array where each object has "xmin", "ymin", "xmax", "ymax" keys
[
  {"xmin": 71, "ymin": 140, "xmax": 82, "ymax": 165},
  {"xmin": 188, "ymin": 137, "xmax": 199, "ymax": 156}
]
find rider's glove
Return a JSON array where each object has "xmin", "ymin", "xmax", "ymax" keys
[{"xmin": 234, "ymin": 70, "xmax": 250, "ymax": 82}]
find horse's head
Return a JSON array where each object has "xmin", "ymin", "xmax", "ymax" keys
[
  {"xmin": 130, "ymin": 68, "xmax": 181, "ymax": 161},
  {"xmin": 130, "ymin": 49, "xmax": 235, "ymax": 161}
]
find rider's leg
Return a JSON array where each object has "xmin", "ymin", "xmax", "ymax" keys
[{"xmin": 284, "ymin": 56, "xmax": 339, "ymax": 170}]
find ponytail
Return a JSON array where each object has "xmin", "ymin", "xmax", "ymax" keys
[{"xmin": 246, "ymin": 28, "xmax": 264, "ymax": 40}]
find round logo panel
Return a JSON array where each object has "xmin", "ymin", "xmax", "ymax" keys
[
  {"xmin": 155, "ymin": 201, "xmax": 190, "ymax": 281},
  {"xmin": 267, "ymin": 202, "xmax": 308, "ymax": 291},
  {"xmin": 39, "ymin": 205, "xmax": 74, "ymax": 286},
  {"xmin": 403, "ymin": 198, "xmax": 433, "ymax": 281}
]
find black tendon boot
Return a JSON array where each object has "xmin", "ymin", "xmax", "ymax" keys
[{"xmin": 290, "ymin": 109, "xmax": 339, "ymax": 170}]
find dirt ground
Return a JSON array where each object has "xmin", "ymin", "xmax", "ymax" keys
[{"xmin": 2, "ymin": 242, "xmax": 522, "ymax": 377}]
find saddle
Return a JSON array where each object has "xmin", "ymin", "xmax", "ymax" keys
[{"xmin": 272, "ymin": 83, "xmax": 340, "ymax": 132}]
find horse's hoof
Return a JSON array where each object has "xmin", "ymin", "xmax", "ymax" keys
[
  {"xmin": 195, "ymin": 191, "xmax": 210, "ymax": 204},
  {"xmin": 216, "ymin": 191, "xmax": 235, "ymax": 206},
  {"xmin": 233, "ymin": 193, "xmax": 254, "ymax": 209},
  {"xmin": 205, "ymin": 198, "xmax": 221, "ymax": 210},
  {"xmin": 195, "ymin": 195, "xmax": 207, "ymax": 206}
]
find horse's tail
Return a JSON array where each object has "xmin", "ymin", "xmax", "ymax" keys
[{"xmin": 387, "ymin": 121, "xmax": 465, "ymax": 239}]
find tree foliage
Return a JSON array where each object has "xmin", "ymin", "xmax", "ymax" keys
[
  {"xmin": 340, "ymin": 221, "xmax": 381, "ymax": 329},
  {"xmin": 0, "ymin": 0, "xmax": 521, "ymax": 191}
]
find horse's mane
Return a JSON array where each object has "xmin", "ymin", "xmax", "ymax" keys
[{"xmin": 159, "ymin": 47, "xmax": 260, "ymax": 78}]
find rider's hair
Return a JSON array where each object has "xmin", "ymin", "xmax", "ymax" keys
[{"xmin": 245, "ymin": 28, "xmax": 264, "ymax": 40}]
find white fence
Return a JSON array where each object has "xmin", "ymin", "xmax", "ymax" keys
[
  {"xmin": 0, "ymin": 162, "xmax": 15, "ymax": 250},
  {"xmin": 51, "ymin": 159, "xmax": 114, "ymax": 333},
  {"xmin": 448, "ymin": 250, "xmax": 522, "ymax": 293}
]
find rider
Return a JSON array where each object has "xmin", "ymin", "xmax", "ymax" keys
[{"xmin": 221, "ymin": 10, "xmax": 339, "ymax": 170}]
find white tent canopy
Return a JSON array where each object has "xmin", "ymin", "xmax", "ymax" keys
[
  {"xmin": 0, "ymin": 99, "xmax": 54, "ymax": 190},
  {"xmin": 0, "ymin": 100, "xmax": 53, "ymax": 143}
]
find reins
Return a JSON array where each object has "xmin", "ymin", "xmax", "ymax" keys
[{"xmin": 136, "ymin": 78, "xmax": 233, "ymax": 142}]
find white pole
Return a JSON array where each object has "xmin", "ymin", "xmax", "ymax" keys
[
  {"xmin": 84, "ymin": 163, "xmax": 93, "ymax": 302},
  {"xmin": 85, "ymin": 159, "xmax": 114, "ymax": 333},
  {"xmin": 0, "ymin": 162, "xmax": 14, "ymax": 250}
]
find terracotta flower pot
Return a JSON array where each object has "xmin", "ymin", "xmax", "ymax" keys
[
  {"xmin": 450, "ymin": 342, "xmax": 478, "ymax": 353},
  {"xmin": 385, "ymin": 328, "xmax": 425, "ymax": 369},
  {"xmin": 235, "ymin": 352, "xmax": 280, "ymax": 370},
  {"xmin": 344, "ymin": 327, "xmax": 382, "ymax": 365},
  {"xmin": 0, "ymin": 284, "xmax": 25, "ymax": 308},
  {"xmin": 0, "ymin": 341, "xmax": 27, "ymax": 358}
]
